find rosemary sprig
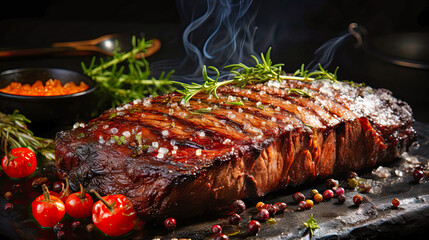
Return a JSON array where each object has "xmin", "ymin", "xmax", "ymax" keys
[
  {"xmin": 176, "ymin": 48, "xmax": 341, "ymax": 104},
  {"xmin": 82, "ymin": 36, "xmax": 176, "ymax": 108},
  {"xmin": 0, "ymin": 111, "xmax": 55, "ymax": 161},
  {"xmin": 292, "ymin": 63, "xmax": 339, "ymax": 83},
  {"xmin": 175, "ymin": 66, "xmax": 231, "ymax": 104}
]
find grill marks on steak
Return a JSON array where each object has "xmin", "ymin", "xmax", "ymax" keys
[{"xmin": 55, "ymin": 79, "xmax": 415, "ymax": 221}]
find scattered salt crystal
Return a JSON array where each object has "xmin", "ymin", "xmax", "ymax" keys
[
  {"xmin": 117, "ymin": 112, "xmax": 125, "ymax": 116},
  {"xmin": 110, "ymin": 128, "xmax": 118, "ymax": 134},
  {"xmin": 223, "ymin": 139, "xmax": 231, "ymax": 145},
  {"xmin": 172, "ymin": 150, "xmax": 177, "ymax": 155},
  {"xmin": 162, "ymin": 130, "xmax": 169, "ymax": 137},
  {"xmin": 238, "ymin": 108, "xmax": 243, "ymax": 113},
  {"xmin": 227, "ymin": 95, "xmax": 236, "ymax": 101},
  {"xmin": 275, "ymin": 107, "xmax": 280, "ymax": 111},
  {"xmin": 157, "ymin": 153, "xmax": 164, "ymax": 159},
  {"xmin": 152, "ymin": 142, "xmax": 159, "ymax": 148},
  {"xmin": 143, "ymin": 98, "xmax": 152, "ymax": 107},
  {"xmin": 256, "ymin": 101, "xmax": 262, "ymax": 108},
  {"xmin": 133, "ymin": 99, "xmax": 141, "ymax": 104},
  {"xmin": 103, "ymin": 125, "xmax": 109, "ymax": 130},
  {"xmin": 123, "ymin": 103, "xmax": 131, "ymax": 109},
  {"xmin": 394, "ymin": 169, "xmax": 404, "ymax": 177},
  {"xmin": 196, "ymin": 149, "xmax": 202, "ymax": 156},
  {"xmin": 271, "ymin": 117, "xmax": 277, "ymax": 122},
  {"xmin": 98, "ymin": 136, "xmax": 105, "ymax": 144},
  {"xmin": 180, "ymin": 99, "xmax": 189, "ymax": 106},
  {"xmin": 122, "ymin": 131, "xmax": 131, "ymax": 138},
  {"xmin": 169, "ymin": 109, "xmax": 174, "ymax": 115},
  {"xmin": 159, "ymin": 147, "xmax": 169, "ymax": 155},
  {"xmin": 170, "ymin": 139, "xmax": 176, "ymax": 146},
  {"xmin": 116, "ymin": 106, "xmax": 124, "ymax": 111},
  {"xmin": 197, "ymin": 131, "xmax": 205, "ymax": 137},
  {"xmin": 173, "ymin": 146, "xmax": 178, "ymax": 150},
  {"xmin": 372, "ymin": 166, "xmax": 391, "ymax": 178}
]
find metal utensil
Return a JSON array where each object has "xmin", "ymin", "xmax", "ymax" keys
[{"xmin": 0, "ymin": 34, "xmax": 161, "ymax": 59}]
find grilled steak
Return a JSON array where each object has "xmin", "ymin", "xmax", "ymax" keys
[{"xmin": 55, "ymin": 79, "xmax": 416, "ymax": 222}]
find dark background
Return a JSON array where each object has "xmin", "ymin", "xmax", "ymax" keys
[{"xmin": 0, "ymin": 0, "xmax": 428, "ymax": 120}]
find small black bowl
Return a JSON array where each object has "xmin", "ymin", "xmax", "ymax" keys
[{"xmin": 0, "ymin": 68, "xmax": 97, "ymax": 137}]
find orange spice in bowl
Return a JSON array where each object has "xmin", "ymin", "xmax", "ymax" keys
[{"xmin": 0, "ymin": 79, "xmax": 89, "ymax": 96}]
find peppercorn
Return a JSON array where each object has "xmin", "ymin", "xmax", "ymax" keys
[
  {"xmin": 335, "ymin": 187, "xmax": 345, "ymax": 196},
  {"xmin": 305, "ymin": 199, "xmax": 314, "ymax": 209},
  {"xmin": 337, "ymin": 194, "xmax": 346, "ymax": 204},
  {"xmin": 347, "ymin": 171, "xmax": 358, "ymax": 181},
  {"xmin": 86, "ymin": 223, "xmax": 96, "ymax": 233},
  {"xmin": 313, "ymin": 193, "xmax": 323, "ymax": 203},
  {"xmin": 164, "ymin": 218, "xmax": 177, "ymax": 230},
  {"xmin": 348, "ymin": 178, "xmax": 359, "ymax": 188},
  {"xmin": 274, "ymin": 202, "xmax": 287, "ymax": 213},
  {"xmin": 211, "ymin": 224, "xmax": 222, "ymax": 234},
  {"xmin": 323, "ymin": 189, "xmax": 334, "ymax": 200},
  {"xmin": 229, "ymin": 213, "xmax": 241, "ymax": 225},
  {"xmin": 326, "ymin": 178, "xmax": 339, "ymax": 189},
  {"xmin": 310, "ymin": 189, "xmax": 319, "ymax": 197},
  {"xmin": 298, "ymin": 201, "xmax": 307, "ymax": 211},
  {"xmin": 56, "ymin": 230, "xmax": 65, "ymax": 240},
  {"xmin": 214, "ymin": 233, "xmax": 229, "ymax": 240},
  {"xmin": 257, "ymin": 209, "xmax": 270, "ymax": 221},
  {"xmin": 52, "ymin": 181, "xmax": 63, "ymax": 193},
  {"xmin": 392, "ymin": 198, "xmax": 400, "ymax": 208},
  {"xmin": 256, "ymin": 202, "xmax": 265, "ymax": 211},
  {"xmin": 413, "ymin": 169, "xmax": 424, "ymax": 182},
  {"xmin": 4, "ymin": 203, "xmax": 13, "ymax": 211},
  {"xmin": 248, "ymin": 220, "xmax": 261, "ymax": 235},
  {"xmin": 230, "ymin": 199, "xmax": 246, "ymax": 214},
  {"xmin": 53, "ymin": 223, "xmax": 64, "ymax": 233},
  {"xmin": 353, "ymin": 195, "xmax": 363, "ymax": 206},
  {"xmin": 293, "ymin": 192, "xmax": 306, "ymax": 202},
  {"xmin": 265, "ymin": 204, "xmax": 277, "ymax": 216},
  {"xmin": 71, "ymin": 221, "xmax": 81, "ymax": 230},
  {"xmin": 4, "ymin": 191, "xmax": 12, "ymax": 200}
]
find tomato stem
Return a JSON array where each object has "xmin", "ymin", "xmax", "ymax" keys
[
  {"xmin": 42, "ymin": 184, "xmax": 51, "ymax": 202},
  {"xmin": 90, "ymin": 189, "xmax": 116, "ymax": 212},
  {"xmin": 77, "ymin": 184, "xmax": 87, "ymax": 200},
  {"xmin": 59, "ymin": 174, "xmax": 71, "ymax": 199}
]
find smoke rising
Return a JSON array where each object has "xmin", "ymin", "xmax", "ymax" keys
[{"xmin": 151, "ymin": 0, "xmax": 275, "ymax": 83}]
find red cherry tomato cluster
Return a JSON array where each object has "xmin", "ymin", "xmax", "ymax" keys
[{"xmin": 29, "ymin": 176, "xmax": 136, "ymax": 237}]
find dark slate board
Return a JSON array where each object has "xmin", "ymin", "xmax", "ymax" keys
[{"xmin": 1, "ymin": 122, "xmax": 429, "ymax": 240}]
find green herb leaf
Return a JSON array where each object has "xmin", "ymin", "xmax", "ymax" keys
[
  {"xmin": 303, "ymin": 214, "xmax": 320, "ymax": 237},
  {"xmin": 176, "ymin": 48, "xmax": 341, "ymax": 104},
  {"xmin": 82, "ymin": 36, "xmax": 176, "ymax": 108},
  {"xmin": 0, "ymin": 110, "xmax": 55, "ymax": 161},
  {"xmin": 226, "ymin": 101, "xmax": 244, "ymax": 106},
  {"xmin": 189, "ymin": 108, "xmax": 212, "ymax": 115}
]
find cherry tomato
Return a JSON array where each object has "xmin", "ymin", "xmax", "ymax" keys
[
  {"xmin": 2, "ymin": 147, "xmax": 37, "ymax": 178},
  {"xmin": 65, "ymin": 184, "xmax": 93, "ymax": 219},
  {"xmin": 91, "ymin": 189, "xmax": 137, "ymax": 237},
  {"xmin": 32, "ymin": 184, "xmax": 65, "ymax": 228}
]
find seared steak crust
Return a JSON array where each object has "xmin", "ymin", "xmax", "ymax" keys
[{"xmin": 55, "ymin": 79, "xmax": 415, "ymax": 221}]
